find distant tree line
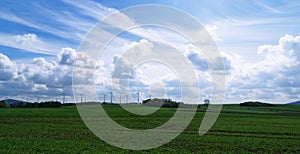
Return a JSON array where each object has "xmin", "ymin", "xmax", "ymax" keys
[
  {"xmin": 8, "ymin": 101, "xmax": 62, "ymax": 108},
  {"xmin": 62, "ymin": 103, "xmax": 76, "ymax": 106},
  {"xmin": 240, "ymin": 101, "xmax": 276, "ymax": 107}
]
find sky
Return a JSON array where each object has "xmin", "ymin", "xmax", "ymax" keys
[{"xmin": 0, "ymin": 0, "xmax": 300, "ymax": 103}]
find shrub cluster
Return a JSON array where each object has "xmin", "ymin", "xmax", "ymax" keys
[{"xmin": 0, "ymin": 100, "xmax": 6, "ymax": 108}]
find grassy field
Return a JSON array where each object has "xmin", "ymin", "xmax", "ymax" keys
[{"xmin": 0, "ymin": 104, "xmax": 299, "ymax": 153}]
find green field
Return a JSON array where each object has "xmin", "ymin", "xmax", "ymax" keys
[{"xmin": 0, "ymin": 104, "xmax": 299, "ymax": 153}]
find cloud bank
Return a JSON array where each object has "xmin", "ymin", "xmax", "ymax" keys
[{"xmin": 0, "ymin": 32, "xmax": 299, "ymax": 103}]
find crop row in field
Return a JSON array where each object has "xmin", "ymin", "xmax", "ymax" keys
[{"xmin": 0, "ymin": 105, "xmax": 299, "ymax": 153}]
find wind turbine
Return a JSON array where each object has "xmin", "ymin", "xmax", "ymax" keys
[
  {"xmin": 137, "ymin": 92, "xmax": 140, "ymax": 104},
  {"xmin": 110, "ymin": 92, "xmax": 113, "ymax": 104}
]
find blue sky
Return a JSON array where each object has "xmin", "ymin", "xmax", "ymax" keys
[{"xmin": 0, "ymin": 0, "xmax": 300, "ymax": 103}]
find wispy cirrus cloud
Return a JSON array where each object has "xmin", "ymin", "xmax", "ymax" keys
[
  {"xmin": 0, "ymin": 0, "xmax": 118, "ymax": 55},
  {"xmin": 61, "ymin": 0, "xmax": 116, "ymax": 20},
  {"xmin": 0, "ymin": 33, "xmax": 70, "ymax": 55}
]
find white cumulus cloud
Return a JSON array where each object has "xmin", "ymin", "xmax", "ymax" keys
[{"xmin": 0, "ymin": 53, "xmax": 17, "ymax": 80}]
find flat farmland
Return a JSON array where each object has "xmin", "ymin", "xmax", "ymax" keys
[{"xmin": 0, "ymin": 104, "xmax": 299, "ymax": 153}]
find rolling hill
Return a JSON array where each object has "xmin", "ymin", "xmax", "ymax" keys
[
  {"xmin": 2, "ymin": 99, "xmax": 26, "ymax": 105},
  {"xmin": 288, "ymin": 101, "xmax": 300, "ymax": 105}
]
